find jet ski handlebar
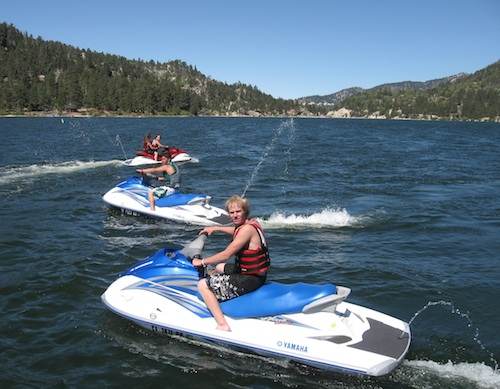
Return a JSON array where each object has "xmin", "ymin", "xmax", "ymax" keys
[{"xmin": 190, "ymin": 253, "xmax": 207, "ymax": 279}]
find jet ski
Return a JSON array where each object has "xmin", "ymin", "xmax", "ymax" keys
[
  {"xmin": 101, "ymin": 234, "xmax": 411, "ymax": 376},
  {"xmin": 123, "ymin": 147, "xmax": 199, "ymax": 167},
  {"xmin": 102, "ymin": 176, "xmax": 231, "ymax": 226}
]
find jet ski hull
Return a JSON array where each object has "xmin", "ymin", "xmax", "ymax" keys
[
  {"xmin": 102, "ymin": 177, "xmax": 231, "ymax": 226},
  {"xmin": 124, "ymin": 153, "xmax": 198, "ymax": 167},
  {"xmin": 102, "ymin": 275, "xmax": 410, "ymax": 376},
  {"xmin": 101, "ymin": 237, "xmax": 411, "ymax": 376}
]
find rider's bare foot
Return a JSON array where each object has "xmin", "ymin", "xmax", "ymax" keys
[{"xmin": 216, "ymin": 323, "xmax": 231, "ymax": 332}]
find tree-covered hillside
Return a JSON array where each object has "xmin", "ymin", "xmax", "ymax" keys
[
  {"xmin": 336, "ymin": 61, "xmax": 500, "ymax": 120},
  {"xmin": 0, "ymin": 23, "xmax": 301, "ymax": 116},
  {"xmin": 2, "ymin": 22, "xmax": 498, "ymax": 120}
]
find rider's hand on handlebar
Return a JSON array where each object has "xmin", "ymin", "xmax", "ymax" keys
[{"xmin": 199, "ymin": 227, "xmax": 214, "ymax": 236}]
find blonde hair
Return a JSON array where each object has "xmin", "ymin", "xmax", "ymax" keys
[{"xmin": 225, "ymin": 195, "xmax": 250, "ymax": 216}]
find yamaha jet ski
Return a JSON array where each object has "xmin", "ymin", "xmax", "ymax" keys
[
  {"xmin": 102, "ymin": 177, "xmax": 230, "ymax": 226},
  {"xmin": 124, "ymin": 147, "xmax": 199, "ymax": 167},
  {"xmin": 101, "ymin": 234, "xmax": 411, "ymax": 376}
]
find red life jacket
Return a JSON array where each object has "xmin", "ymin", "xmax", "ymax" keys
[{"xmin": 233, "ymin": 220, "xmax": 270, "ymax": 276}]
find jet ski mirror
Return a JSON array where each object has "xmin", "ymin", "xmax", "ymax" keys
[{"xmin": 179, "ymin": 234, "xmax": 207, "ymax": 261}]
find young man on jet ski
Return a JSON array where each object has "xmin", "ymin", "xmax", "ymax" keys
[
  {"xmin": 136, "ymin": 153, "xmax": 180, "ymax": 211},
  {"xmin": 192, "ymin": 195, "xmax": 271, "ymax": 332}
]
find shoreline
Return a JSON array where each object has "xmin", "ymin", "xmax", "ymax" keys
[{"xmin": 0, "ymin": 111, "xmax": 499, "ymax": 123}]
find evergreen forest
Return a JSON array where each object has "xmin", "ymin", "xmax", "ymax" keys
[
  {"xmin": 1, "ymin": 22, "xmax": 499, "ymax": 121},
  {"xmin": 0, "ymin": 23, "xmax": 300, "ymax": 116}
]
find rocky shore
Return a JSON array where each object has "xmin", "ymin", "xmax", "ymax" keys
[{"xmin": 1, "ymin": 108, "xmax": 499, "ymax": 122}]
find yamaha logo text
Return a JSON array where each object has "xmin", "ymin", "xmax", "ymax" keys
[{"xmin": 277, "ymin": 340, "xmax": 308, "ymax": 353}]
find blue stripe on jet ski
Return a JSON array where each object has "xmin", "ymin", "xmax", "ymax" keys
[
  {"xmin": 126, "ymin": 279, "xmax": 211, "ymax": 317},
  {"xmin": 117, "ymin": 187, "xmax": 150, "ymax": 207},
  {"xmin": 145, "ymin": 275, "xmax": 199, "ymax": 294},
  {"xmin": 131, "ymin": 275, "xmax": 199, "ymax": 292},
  {"xmin": 117, "ymin": 177, "xmax": 143, "ymax": 188}
]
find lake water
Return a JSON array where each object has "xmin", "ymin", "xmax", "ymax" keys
[{"xmin": 1, "ymin": 117, "xmax": 499, "ymax": 388}]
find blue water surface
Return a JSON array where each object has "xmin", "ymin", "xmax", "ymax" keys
[{"xmin": 0, "ymin": 117, "xmax": 499, "ymax": 388}]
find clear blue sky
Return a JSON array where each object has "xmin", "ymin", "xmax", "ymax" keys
[{"xmin": 2, "ymin": 0, "xmax": 499, "ymax": 99}]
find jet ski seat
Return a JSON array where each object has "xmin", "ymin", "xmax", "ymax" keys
[
  {"xmin": 116, "ymin": 177, "xmax": 208, "ymax": 208},
  {"xmin": 219, "ymin": 282, "xmax": 338, "ymax": 318},
  {"xmin": 156, "ymin": 193, "xmax": 206, "ymax": 207}
]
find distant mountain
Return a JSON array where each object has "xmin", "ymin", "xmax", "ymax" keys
[
  {"xmin": 299, "ymin": 74, "xmax": 468, "ymax": 106},
  {"xmin": 370, "ymin": 73, "xmax": 468, "ymax": 93},
  {"xmin": 0, "ymin": 22, "xmax": 302, "ymax": 116},
  {"xmin": 298, "ymin": 87, "xmax": 363, "ymax": 105},
  {"xmin": 297, "ymin": 62, "xmax": 499, "ymax": 121},
  {"xmin": 325, "ymin": 61, "xmax": 500, "ymax": 121}
]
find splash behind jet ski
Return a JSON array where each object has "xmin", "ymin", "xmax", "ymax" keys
[
  {"xmin": 102, "ymin": 177, "xmax": 230, "ymax": 226},
  {"xmin": 101, "ymin": 234, "xmax": 411, "ymax": 376},
  {"xmin": 124, "ymin": 147, "xmax": 199, "ymax": 167}
]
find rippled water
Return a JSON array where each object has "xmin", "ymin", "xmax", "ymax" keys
[{"xmin": 1, "ymin": 117, "xmax": 499, "ymax": 388}]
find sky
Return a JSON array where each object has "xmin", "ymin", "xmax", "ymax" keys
[{"xmin": 1, "ymin": 0, "xmax": 499, "ymax": 99}]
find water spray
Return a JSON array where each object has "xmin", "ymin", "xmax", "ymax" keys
[
  {"xmin": 405, "ymin": 300, "xmax": 498, "ymax": 371},
  {"xmin": 241, "ymin": 118, "xmax": 296, "ymax": 197}
]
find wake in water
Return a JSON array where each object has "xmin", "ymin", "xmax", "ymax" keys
[
  {"xmin": 0, "ymin": 160, "xmax": 123, "ymax": 185},
  {"xmin": 400, "ymin": 300, "xmax": 499, "ymax": 388},
  {"xmin": 408, "ymin": 300, "xmax": 498, "ymax": 371},
  {"xmin": 258, "ymin": 207, "xmax": 366, "ymax": 229},
  {"xmin": 403, "ymin": 360, "xmax": 500, "ymax": 389}
]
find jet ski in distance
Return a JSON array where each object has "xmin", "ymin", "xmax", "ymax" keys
[
  {"xmin": 101, "ymin": 234, "xmax": 411, "ymax": 376},
  {"xmin": 102, "ymin": 177, "xmax": 231, "ymax": 226},
  {"xmin": 123, "ymin": 147, "xmax": 199, "ymax": 167}
]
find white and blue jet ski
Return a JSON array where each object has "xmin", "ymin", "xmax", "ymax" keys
[
  {"xmin": 101, "ymin": 234, "xmax": 411, "ymax": 376},
  {"xmin": 102, "ymin": 177, "xmax": 230, "ymax": 226}
]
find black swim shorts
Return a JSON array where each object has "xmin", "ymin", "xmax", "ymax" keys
[{"xmin": 205, "ymin": 263, "xmax": 266, "ymax": 301}]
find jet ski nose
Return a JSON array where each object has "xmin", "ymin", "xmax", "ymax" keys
[{"xmin": 210, "ymin": 214, "xmax": 232, "ymax": 225}]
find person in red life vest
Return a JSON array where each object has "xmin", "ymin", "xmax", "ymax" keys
[
  {"xmin": 143, "ymin": 133, "xmax": 154, "ymax": 153},
  {"xmin": 192, "ymin": 195, "xmax": 270, "ymax": 332},
  {"xmin": 150, "ymin": 134, "xmax": 168, "ymax": 161}
]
